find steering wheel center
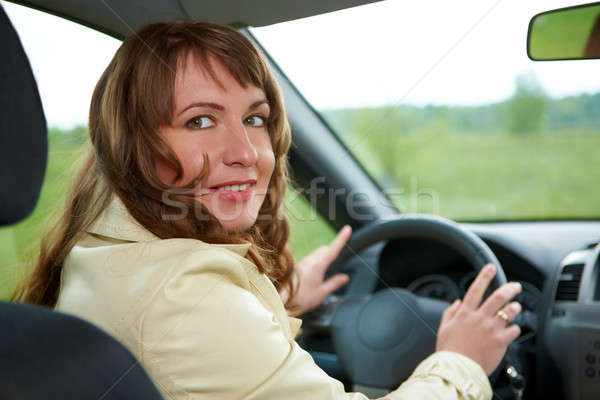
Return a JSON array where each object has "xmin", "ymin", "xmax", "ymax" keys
[{"xmin": 357, "ymin": 289, "xmax": 419, "ymax": 351}]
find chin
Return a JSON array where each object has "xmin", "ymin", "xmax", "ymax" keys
[{"xmin": 218, "ymin": 216, "xmax": 257, "ymax": 234}]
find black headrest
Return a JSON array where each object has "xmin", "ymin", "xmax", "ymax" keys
[
  {"xmin": 0, "ymin": 4, "xmax": 47, "ymax": 225},
  {"xmin": 0, "ymin": 301, "xmax": 165, "ymax": 399}
]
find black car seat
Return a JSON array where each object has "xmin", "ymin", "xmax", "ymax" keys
[{"xmin": 0, "ymin": 4, "xmax": 163, "ymax": 399}]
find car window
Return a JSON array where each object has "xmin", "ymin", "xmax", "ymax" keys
[
  {"xmin": 252, "ymin": 0, "xmax": 600, "ymax": 221},
  {"xmin": 0, "ymin": 2, "xmax": 334, "ymax": 300},
  {"xmin": 0, "ymin": 2, "xmax": 121, "ymax": 300}
]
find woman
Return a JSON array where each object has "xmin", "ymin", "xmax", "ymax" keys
[{"xmin": 12, "ymin": 21, "xmax": 522, "ymax": 399}]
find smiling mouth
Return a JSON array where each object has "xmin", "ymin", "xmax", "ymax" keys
[
  {"xmin": 206, "ymin": 182, "xmax": 256, "ymax": 203},
  {"xmin": 210, "ymin": 183, "xmax": 253, "ymax": 192},
  {"xmin": 208, "ymin": 179, "xmax": 257, "ymax": 191}
]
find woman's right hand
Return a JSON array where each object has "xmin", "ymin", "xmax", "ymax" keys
[{"xmin": 435, "ymin": 263, "xmax": 522, "ymax": 375}]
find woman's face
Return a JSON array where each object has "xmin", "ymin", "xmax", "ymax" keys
[{"xmin": 156, "ymin": 53, "xmax": 275, "ymax": 232}]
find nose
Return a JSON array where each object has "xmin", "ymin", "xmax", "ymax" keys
[{"xmin": 221, "ymin": 121, "xmax": 259, "ymax": 167}]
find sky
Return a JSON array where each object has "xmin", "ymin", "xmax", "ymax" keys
[{"xmin": 3, "ymin": 0, "xmax": 600, "ymax": 128}]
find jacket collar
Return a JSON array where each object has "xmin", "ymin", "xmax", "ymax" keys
[{"xmin": 87, "ymin": 195, "xmax": 252, "ymax": 257}]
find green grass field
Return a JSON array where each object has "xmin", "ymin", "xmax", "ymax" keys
[
  {"xmin": 1, "ymin": 126, "xmax": 598, "ymax": 300},
  {"xmin": 346, "ymin": 129, "xmax": 600, "ymax": 221},
  {"xmin": 0, "ymin": 133, "xmax": 86, "ymax": 300}
]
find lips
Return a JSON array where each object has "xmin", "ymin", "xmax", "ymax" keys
[
  {"xmin": 207, "ymin": 180, "xmax": 256, "ymax": 203},
  {"xmin": 209, "ymin": 179, "xmax": 256, "ymax": 189}
]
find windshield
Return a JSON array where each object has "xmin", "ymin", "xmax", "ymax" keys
[{"xmin": 251, "ymin": 0, "xmax": 600, "ymax": 221}]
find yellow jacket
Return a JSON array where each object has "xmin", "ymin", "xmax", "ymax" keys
[{"xmin": 55, "ymin": 197, "xmax": 492, "ymax": 400}]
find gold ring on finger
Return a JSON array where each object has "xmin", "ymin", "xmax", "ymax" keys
[{"xmin": 497, "ymin": 309, "xmax": 510, "ymax": 322}]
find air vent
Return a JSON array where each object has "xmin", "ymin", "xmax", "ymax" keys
[{"xmin": 555, "ymin": 263, "xmax": 584, "ymax": 301}]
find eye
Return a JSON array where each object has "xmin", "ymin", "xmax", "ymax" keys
[
  {"xmin": 244, "ymin": 115, "xmax": 267, "ymax": 127},
  {"xmin": 185, "ymin": 116, "xmax": 215, "ymax": 130}
]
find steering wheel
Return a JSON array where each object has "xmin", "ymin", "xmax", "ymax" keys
[{"xmin": 304, "ymin": 214, "xmax": 507, "ymax": 390}]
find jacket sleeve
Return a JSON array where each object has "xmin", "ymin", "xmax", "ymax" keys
[{"xmin": 138, "ymin": 248, "xmax": 492, "ymax": 400}]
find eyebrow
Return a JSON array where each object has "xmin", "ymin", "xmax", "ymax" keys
[{"xmin": 177, "ymin": 99, "xmax": 269, "ymax": 117}]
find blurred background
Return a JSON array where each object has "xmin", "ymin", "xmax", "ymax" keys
[{"xmin": 1, "ymin": 0, "xmax": 598, "ymax": 299}]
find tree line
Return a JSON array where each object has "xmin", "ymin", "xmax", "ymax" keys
[{"xmin": 324, "ymin": 73, "xmax": 600, "ymax": 137}]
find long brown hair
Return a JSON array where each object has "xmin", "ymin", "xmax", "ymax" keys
[{"xmin": 11, "ymin": 21, "xmax": 299, "ymax": 312}]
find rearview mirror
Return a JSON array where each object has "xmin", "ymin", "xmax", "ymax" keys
[{"xmin": 528, "ymin": 2, "xmax": 600, "ymax": 60}]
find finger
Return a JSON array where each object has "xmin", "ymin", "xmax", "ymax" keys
[
  {"xmin": 304, "ymin": 246, "xmax": 329, "ymax": 266},
  {"xmin": 312, "ymin": 246, "xmax": 329, "ymax": 258},
  {"xmin": 462, "ymin": 263, "xmax": 496, "ymax": 310},
  {"xmin": 324, "ymin": 225, "xmax": 352, "ymax": 264},
  {"xmin": 440, "ymin": 299, "xmax": 461, "ymax": 326},
  {"xmin": 500, "ymin": 323, "xmax": 521, "ymax": 345},
  {"xmin": 494, "ymin": 301, "xmax": 522, "ymax": 325},
  {"xmin": 480, "ymin": 282, "xmax": 522, "ymax": 316},
  {"xmin": 320, "ymin": 273, "xmax": 350, "ymax": 297}
]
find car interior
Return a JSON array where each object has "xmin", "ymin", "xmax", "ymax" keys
[{"xmin": 1, "ymin": 0, "xmax": 600, "ymax": 399}]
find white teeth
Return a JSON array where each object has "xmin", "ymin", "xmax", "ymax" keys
[{"xmin": 217, "ymin": 183, "xmax": 251, "ymax": 191}]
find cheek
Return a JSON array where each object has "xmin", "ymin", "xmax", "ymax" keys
[
  {"xmin": 155, "ymin": 156, "xmax": 177, "ymax": 185},
  {"xmin": 259, "ymin": 144, "xmax": 276, "ymax": 185},
  {"xmin": 156, "ymin": 125, "xmax": 208, "ymax": 186},
  {"xmin": 155, "ymin": 145, "xmax": 206, "ymax": 187}
]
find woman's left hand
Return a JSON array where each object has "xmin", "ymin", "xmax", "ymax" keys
[{"xmin": 287, "ymin": 225, "xmax": 352, "ymax": 317}]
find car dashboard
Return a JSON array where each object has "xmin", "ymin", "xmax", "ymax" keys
[{"xmin": 300, "ymin": 220, "xmax": 600, "ymax": 399}]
